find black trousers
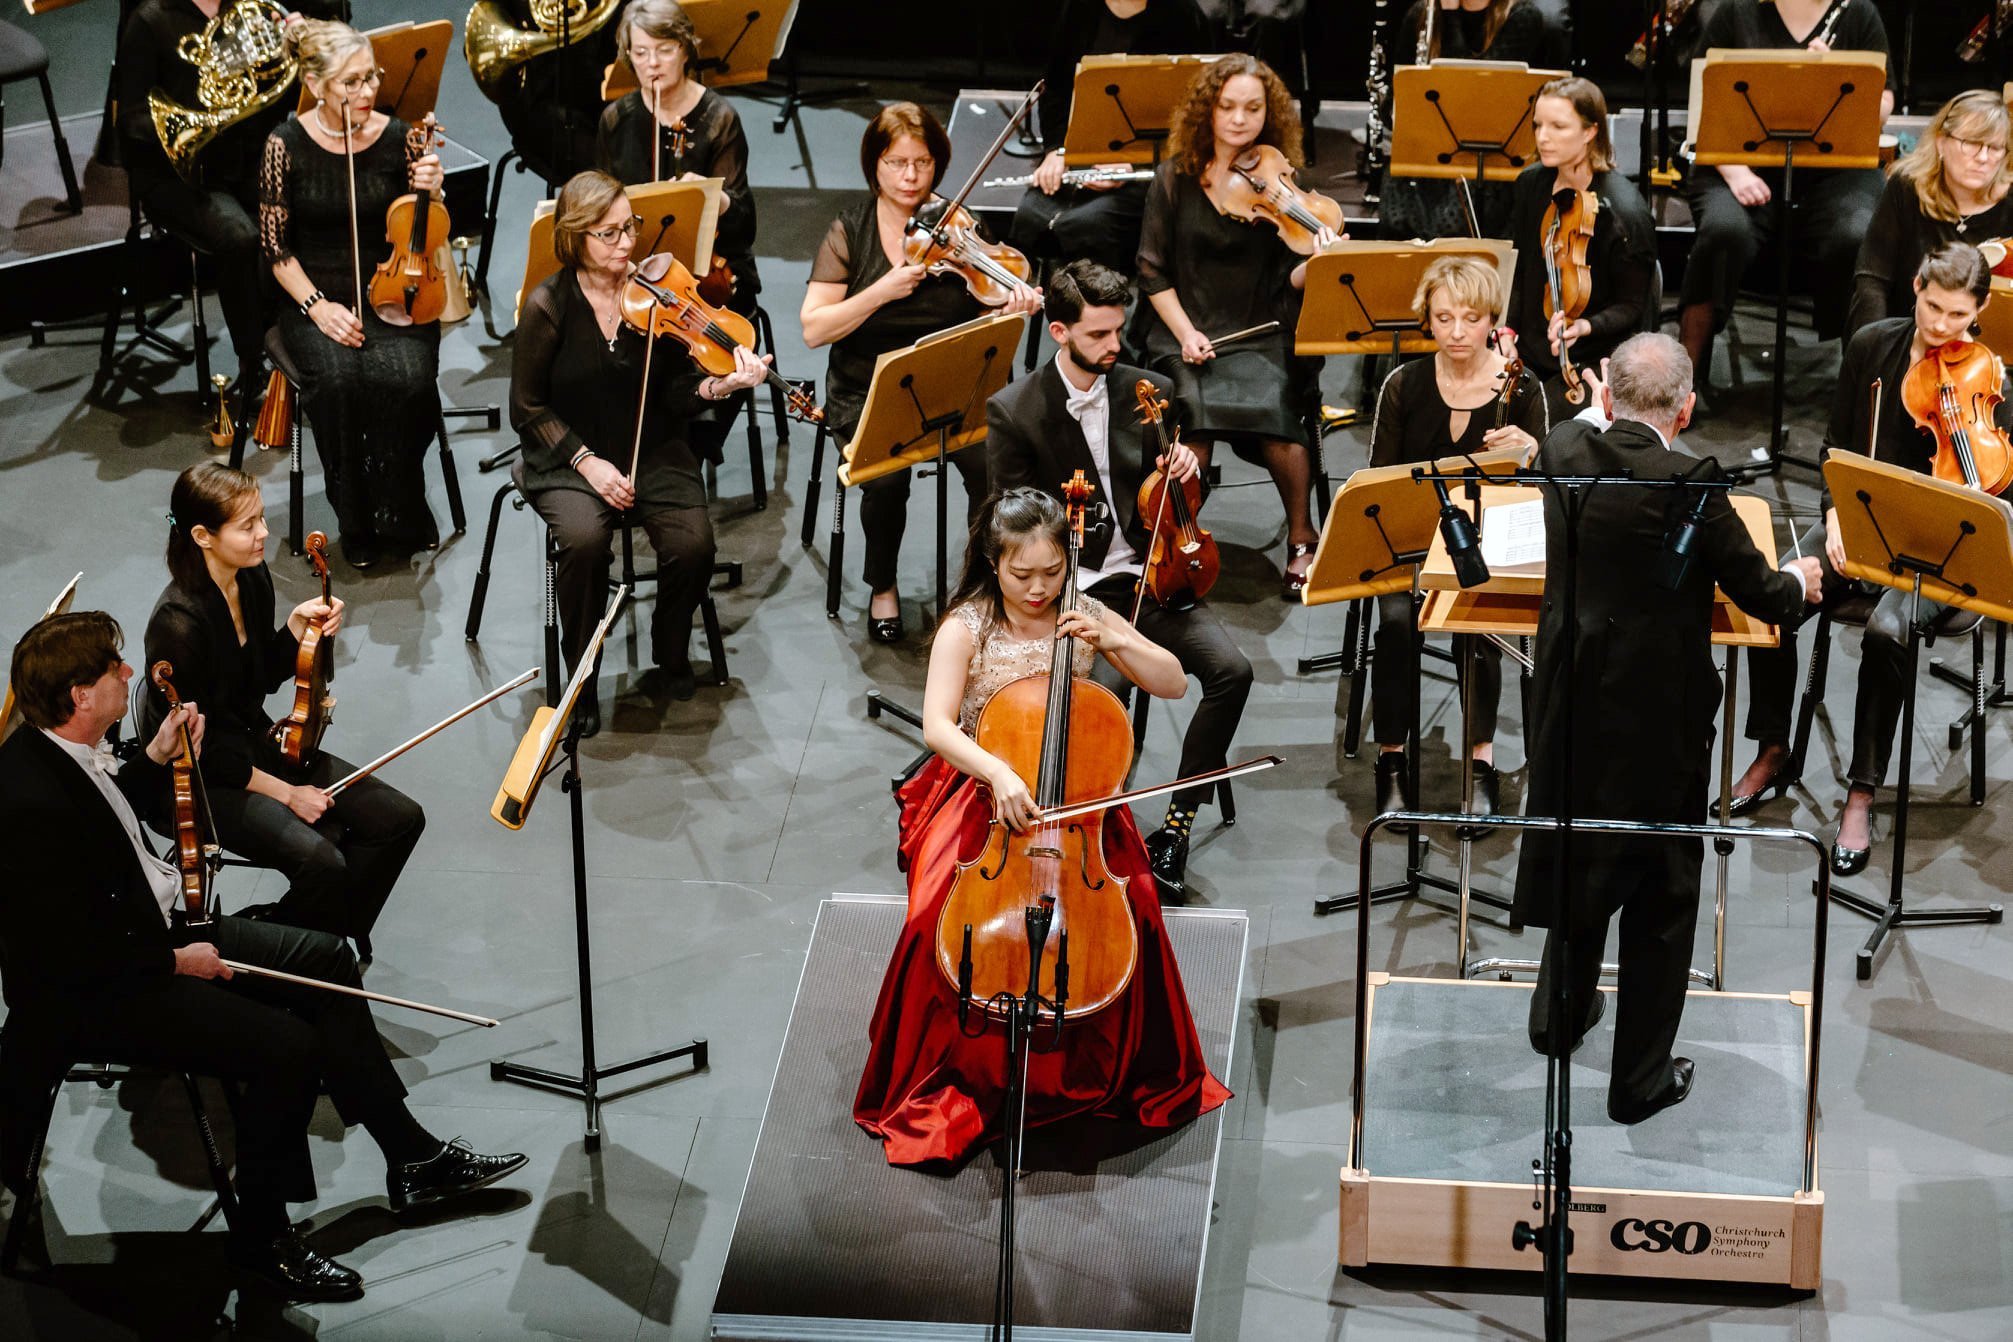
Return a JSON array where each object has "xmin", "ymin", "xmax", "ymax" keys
[
  {"xmin": 532, "ymin": 488, "xmax": 716, "ymax": 678},
  {"xmin": 1743, "ymin": 521, "xmax": 1943, "ymax": 790},
  {"xmin": 41, "ymin": 915, "xmax": 407, "ymax": 1225},
  {"xmin": 205, "ymin": 751, "xmax": 426, "ymax": 941},
  {"xmin": 1010, "ymin": 181, "xmax": 1150, "ymax": 277},
  {"xmin": 137, "ymin": 175, "xmax": 268, "ymax": 374},
  {"xmin": 859, "ymin": 451, "xmax": 988, "ymax": 594},
  {"xmin": 1371, "ymin": 591, "xmax": 1502, "ymax": 748},
  {"xmin": 1679, "ymin": 164, "xmax": 1882, "ymax": 341},
  {"xmin": 1527, "ymin": 835, "xmax": 1703, "ymax": 1114},
  {"xmin": 1087, "ymin": 575, "xmax": 1253, "ymax": 812}
]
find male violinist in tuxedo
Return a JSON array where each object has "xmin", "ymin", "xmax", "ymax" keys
[
  {"xmin": 0, "ymin": 611, "xmax": 527, "ymax": 1301},
  {"xmin": 985, "ymin": 259, "xmax": 1254, "ymax": 900},
  {"xmin": 1517, "ymin": 334, "xmax": 1822, "ymax": 1124}
]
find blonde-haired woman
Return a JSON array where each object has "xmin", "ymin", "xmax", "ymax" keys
[
  {"xmin": 260, "ymin": 18, "xmax": 443, "ymax": 570},
  {"xmin": 1364, "ymin": 254, "xmax": 1548, "ymax": 817},
  {"xmin": 1849, "ymin": 90, "xmax": 2013, "ymax": 335},
  {"xmin": 510, "ymin": 171, "xmax": 769, "ymax": 734},
  {"xmin": 1137, "ymin": 52, "xmax": 1340, "ymax": 597}
]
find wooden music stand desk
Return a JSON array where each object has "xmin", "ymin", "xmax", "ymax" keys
[
  {"xmin": 1302, "ymin": 449, "xmax": 1525, "ymax": 609},
  {"xmin": 1062, "ymin": 53, "xmax": 1223, "ymax": 166},
  {"xmin": 1688, "ymin": 48, "xmax": 1886, "ymax": 472},
  {"xmin": 296, "ymin": 20, "xmax": 453, "ymax": 121},
  {"xmin": 602, "ymin": 0, "xmax": 796, "ymax": 98},
  {"xmin": 1294, "ymin": 240, "xmax": 1516, "ymax": 360},
  {"xmin": 1977, "ymin": 278, "xmax": 2013, "ymax": 365},
  {"xmin": 0, "ymin": 572, "xmax": 81, "ymax": 745},
  {"xmin": 514, "ymin": 178, "xmax": 723, "ymax": 324},
  {"xmin": 1388, "ymin": 61, "xmax": 1565, "ymax": 186}
]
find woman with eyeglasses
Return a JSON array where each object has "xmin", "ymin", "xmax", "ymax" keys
[
  {"xmin": 1848, "ymin": 90, "xmax": 2013, "ymax": 337},
  {"xmin": 510, "ymin": 172, "xmax": 769, "ymax": 735},
  {"xmin": 800, "ymin": 102, "xmax": 1043, "ymax": 643},
  {"xmin": 594, "ymin": 0, "xmax": 758, "ymax": 314},
  {"xmin": 260, "ymin": 19, "xmax": 444, "ymax": 571}
]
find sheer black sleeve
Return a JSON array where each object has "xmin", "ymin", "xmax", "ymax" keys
[
  {"xmin": 1367, "ymin": 362, "xmax": 1411, "ymax": 469},
  {"xmin": 809, "ymin": 213, "xmax": 854, "ymax": 285},
  {"xmin": 510, "ymin": 280, "xmax": 587, "ymax": 472},
  {"xmin": 1135, "ymin": 165, "xmax": 1179, "ymax": 296},
  {"xmin": 259, "ymin": 130, "xmax": 294, "ymax": 266},
  {"xmin": 1848, "ymin": 175, "xmax": 1910, "ymax": 337},
  {"xmin": 706, "ymin": 98, "xmax": 757, "ymax": 259}
]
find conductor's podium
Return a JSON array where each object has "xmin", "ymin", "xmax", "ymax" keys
[{"xmin": 1341, "ymin": 976, "xmax": 1822, "ymax": 1288}]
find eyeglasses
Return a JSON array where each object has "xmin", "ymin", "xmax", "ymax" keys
[
  {"xmin": 331, "ymin": 67, "xmax": 385, "ymax": 96},
  {"xmin": 1947, "ymin": 134, "xmax": 2009, "ymax": 162},
  {"xmin": 878, "ymin": 156, "xmax": 936, "ymax": 177},
  {"xmin": 585, "ymin": 215, "xmax": 644, "ymax": 243}
]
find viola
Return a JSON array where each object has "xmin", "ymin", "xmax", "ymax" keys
[
  {"xmin": 273, "ymin": 530, "xmax": 336, "ymax": 766},
  {"xmin": 1540, "ymin": 186, "xmax": 1598, "ymax": 405},
  {"xmin": 660, "ymin": 115, "xmax": 738, "ymax": 307},
  {"xmin": 620, "ymin": 251, "xmax": 823, "ymax": 424},
  {"xmin": 1901, "ymin": 337, "xmax": 2013, "ymax": 496},
  {"xmin": 935, "ymin": 471, "xmax": 1141, "ymax": 1019},
  {"xmin": 902, "ymin": 200, "xmax": 1036, "ymax": 308},
  {"xmin": 1132, "ymin": 380, "xmax": 1218, "ymax": 613},
  {"xmin": 150, "ymin": 661, "xmax": 218, "ymax": 926},
  {"xmin": 1205, "ymin": 143, "xmax": 1346, "ymax": 256},
  {"xmin": 367, "ymin": 114, "xmax": 452, "ymax": 327}
]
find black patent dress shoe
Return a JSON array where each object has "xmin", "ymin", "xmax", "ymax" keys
[
  {"xmin": 1143, "ymin": 825, "xmax": 1190, "ymax": 904},
  {"xmin": 1467, "ymin": 761, "xmax": 1500, "ymax": 816},
  {"xmin": 1830, "ymin": 839, "xmax": 1870, "ymax": 877},
  {"xmin": 575, "ymin": 692, "xmax": 602, "ymax": 740},
  {"xmin": 227, "ymin": 1227, "xmax": 364, "ymax": 1302},
  {"xmin": 387, "ymin": 1139, "xmax": 529, "ymax": 1215},
  {"xmin": 1608, "ymin": 1057, "xmax": 1695, "ymax": 1125},
  {"xmin": 868, "ymin": 611, "xmax": 905, "ymax": 643},
  {"xmin": 1374, "ymin": 752, "xmax": 1412, "ymax": 829}
]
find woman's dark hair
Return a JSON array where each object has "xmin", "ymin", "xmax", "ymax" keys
[
  {"xmin": 1918, "ymin": 240, "xmax": 1993, "ymax": 306},
  {"xmin": 940, "ymin": 488, "xmax": 1072, "ymax": 637},
  {"xmin": 1166, "ymin": 53, "xmax": 1302, "ymax": 179},
  {"xmin": 859, "ymin": 101, "xmax": 951, "ymax": 194},
  {"xmin": 167, "ymin": 462, "xmax": 261, "ymax": 591},
  {"xmin": 9, "ymin": 609, "xmax": 123, "ymax": 730},
  {"xmin": 552, "ymin": 170, "xmax": 629, "ymax": 271},
  {"xmin": 1044, "ymin": 259, "xmax": 1133, "ymax": 326}
]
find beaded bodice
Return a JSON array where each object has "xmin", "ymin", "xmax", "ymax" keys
[{"xmin": 951, "ymin": 596, "xmax": 1106, "ymax": 734}]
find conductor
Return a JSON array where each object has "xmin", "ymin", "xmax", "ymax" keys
[{"xmin": 1516, "ymin": 334, "xmax": 1822, "ymax": 1125}]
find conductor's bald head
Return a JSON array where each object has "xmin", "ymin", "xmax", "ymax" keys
[{"xmin": 1603, "ymin": 333, "xmax": 1695, "ymax": 440}]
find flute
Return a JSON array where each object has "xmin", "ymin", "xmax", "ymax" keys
[{"xmin": 983, "ymin": 165, "xmax": 1153, "ymax": 190}]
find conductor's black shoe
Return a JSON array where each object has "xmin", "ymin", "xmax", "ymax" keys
[
  {"xmin": 1374, "ymin": 752, "xmax": 1412, "ymax": 829},
  {"xmin": 1608, "ymin": 1058, "xmax": 1695, "ymax": 1126},
  {"xmin": 1466, "ymin": 761, "xmax": 1500, "ymax": 817},
  {"xmin": 388, "ymin": 1139, "xmax": 529, "ymax": 1215},
  {"xmin": 868, "ymin": 611, "xmax": 905, "ymax": 643},
  {"xmin": 1144, "ymin": 824, "xmax": 1190, "ymax": 904},
  {"xmin": 227, "ymin": 1227, "xmax": 364, "ymax": 1302},
  {"xmin": 1528, "ymin": 989, "xmax": 1605, "ymax": 1056},
  {"xmin": 1829, "ymin": 839, "xmax": 1870, "ymax": 877},
  {"xmin": 576, "ymin": 692, "xmax": 602, "ymax": 740}
]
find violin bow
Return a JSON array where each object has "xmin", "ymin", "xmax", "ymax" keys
[
  {"xmin": 627, "ymin": 268, "xmax": 658, "ymax": 486},
  {"xmin": 926, "ymin": 80, "xmax": 1045, "ymax": 246},
  {"xmin": 342, "ymin": 106, "xmax": 364, "ymax": 319},
  {"xmin": 1033, "ymin": 755, "xmax": 1283, "ymax": 826},
  {"xmin": 218, "ymin": 959, "xmax": 499, "ymax": 1027},
  {"xmin": 323, "ymin": 668, "xmax": 540, "ymax": 798}
]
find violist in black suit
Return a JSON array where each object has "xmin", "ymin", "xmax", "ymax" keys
[
  {"xmin": 1515, "ymin": 334, "xmax": 1820, "ymax": 1125},
  {"xmin": 986, "ymin": 261, "xmax": 1253, "ymax": 900},
  {"xmin": 0, "ymin": 612, "xmax": 526, "ymax": 1302}
]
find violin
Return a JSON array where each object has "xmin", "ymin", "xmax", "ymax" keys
[
  {"xmin": 1490, "ymin": 328, "xmax": 1529, "ymax": 435},
  {"xmin": 150, "ymin": 661, "xmax": 218, "ymax": 926},
  {"xmin": 902, "ymin": 200, "xmax": 1036, "ymax": 308},
  {"xmin": 660, "ymin": 115, "xmax": 738, "ymax": 307},
  {"xmin": 368, "ymin": 114, "xmax": 451, "ymax": 327},
  {"xmin": 1901, "ymin": 337, "xmax": 2013, "ymax": 496},
  {"xmin": 1132, "ymin": 380, "xmax": 1218, "ymax": 614},
  {"xmin": 1540, "ymin": 186, "xmax": 1598, "ymax": 405},
  {"xmin": 1205, "ymin": 143, "xmax": 1346, "ymax": 256},
  {"xmin": 935, "ymin": 472, "xmax": 1141, "ymax": 1019},
  {"xmin": 620, "ymin": 251, "xmax": 823, "ymax": 424},
  {"xmin": 273, "ymin": 530, "xmax": 336, "ymax": 766}
]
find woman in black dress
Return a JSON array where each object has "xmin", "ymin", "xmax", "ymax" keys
[
  {"xmin": 594, "ymin": 0, "xmax": 759, "ymax": 315},
  {"xmin": 1506, "ymin": 77, "xmax": 1655, "ymax": 408},
  {"xmin": 259, "ymin": 19, "xmax": 444, "ymax": 570},
  {"xmin": 511, "ymin": 172, "xmax": 770, "ymax": 736},
  {"xmin": 1366, "ymin": 255, "xmax": 1547, "ymax": 817},
  {"xmin": 1137, "ymin": 53, "xmax": 1336, "ymax": 598},
  {"xmin": 1849, "ymin": 89, "xmax": 2013, "ymax": 336},
  {"xmin": 143, "ymin": 463, "xmax": 425, "ymax": 953},
  {"xmin": 800, "ymin": 102, "xmax": 1042, "ymax": 641}
]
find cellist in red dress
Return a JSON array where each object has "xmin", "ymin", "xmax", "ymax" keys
[{"xmin": 853, "ymin": 487, "xmax": 1231, "ymax": 1168}]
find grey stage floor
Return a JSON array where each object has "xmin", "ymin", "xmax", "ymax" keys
[{"xmin": 1, "ymin": 6, "xmax": 2011, "ymax": 1339}]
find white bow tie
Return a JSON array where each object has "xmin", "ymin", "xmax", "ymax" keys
[
  {"xmin": 85, "ymin": 740, "xmax": 122, "ymax": 776},
  {"xmin": 1066, "ymin": 382, "xmax": 1104, "ymax": 417}
]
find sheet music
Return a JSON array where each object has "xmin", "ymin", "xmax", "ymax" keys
[{"xmin": 1480, "ymin": 498, "xmax": 1546, "ymax": 570}]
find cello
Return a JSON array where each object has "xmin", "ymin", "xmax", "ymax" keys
[
  {"xmin": 936, "ymin": 472, "xmax": 1141, "ymax": 1018},
  {"xmin": 1131, "ymin": 380, "xmax": 1219, "ymax": 616},
  {"xmin": 272, "ymin": 530, "xmax": 336, "ymax": 766},
  {"xmin": 1901, "ymin": 338, "xmax": 2013, "ymax": 496},
  {"xmin": 1540, "ymin": 186, "xmax": 1598, "ymax": 405}
]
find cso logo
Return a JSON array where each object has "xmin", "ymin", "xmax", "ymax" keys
[{"xmin": 1609, "ymin": 1218, "xmax": 1711, "ymax": 1254}]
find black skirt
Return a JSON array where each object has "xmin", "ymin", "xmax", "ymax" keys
[{"xmin": 1153, "ymin": 333, "xmax": 1306, "ymax": 443}]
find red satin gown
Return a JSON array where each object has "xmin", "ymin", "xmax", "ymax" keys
[{"xmin": 853, "ymin": 599, "xmax": 1232, "ymax": 1168}]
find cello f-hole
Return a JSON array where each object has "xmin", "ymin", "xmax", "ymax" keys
[{"xmin": 1069, "ymin": 823, "xmax": 1106, "ymax": 891}]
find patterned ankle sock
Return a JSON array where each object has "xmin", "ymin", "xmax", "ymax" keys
[{"xmin": 1161, "ymin": 804, "xmax": 1196, "ymax": 836}]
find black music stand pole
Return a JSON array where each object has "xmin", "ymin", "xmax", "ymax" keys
[{"xmin": 490, "ymin": 720, "xmax": 709, "ymax": 1150}]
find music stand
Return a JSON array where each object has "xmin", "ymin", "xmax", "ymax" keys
[
  {"xmin": 1301, "ymin": 449, "xmax": 1523, "ymax": 918},
  {"xmin": 1293, "ymin": 240, "xmax": 1516, "ymax": 679},
  {"xmin": 1688, "ymin": 48, "xmax": 1886, "ymax": 475},
  {"xmin": 489, "ymin": 588, "xmax": 709, "ymax": 1149},
  {"xmin": 0, "ymin": 572, "xmax": 81, "ymax": 745},
  {"xmin": 1820, "ymin": 455, "xmax": 2010, "ymax": 979},
  {"xmin": 1388, "ymin": 61, "xmax": 1564, "ymax": 234},
  {"xmin": 1061, "ymin": 53, "xmax": 1224, "ymax": 166},
  {"xmin": 601, "ymin": 0, "xmax": 794, "ymax": 97},
  {"xmin": 295, "ymin": 20, "xmax": 452, "ymax": 121}
]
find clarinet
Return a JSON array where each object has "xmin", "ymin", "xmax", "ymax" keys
[
  {"xmin": 1361, "ymin": 0, "xmax": 1392, "ymax": 202},
  {"xmin": 1813, "ymin": 0, "xmax": 1850, "ymax": 47}
]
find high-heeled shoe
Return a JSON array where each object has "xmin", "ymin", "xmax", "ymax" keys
[
  {"xmin": 1467, "ymin": 761, "xmax": 1500, "ymax": 817},
  {"xmin": 1727, "ymin": 768, "xmax": 1786, "ymax": 817},
  {"xmin": 867, "ymin": 609, "xmax": 905, "ymax": 643},
  {"xmin": 1830, "ymin": 838, "xmax": 1870, "ymax": 876},
  {"xmin": 1281, "ymin": 541, "xmax": 1318, "ymax": 600}
]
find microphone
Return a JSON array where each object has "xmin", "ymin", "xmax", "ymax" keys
[
  {"xmin": 1656, "ymin": 484, "xmax": 1713, "ymax": 591},
  {"xmin": 1432, "ymin": 476, "xmax": 1490, "ymax": 588}
]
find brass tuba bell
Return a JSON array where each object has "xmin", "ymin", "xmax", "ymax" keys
[
  {"xmin": 147, "ymin": 0, "xmax": 298, "ymax": 180},
  {"xmin": 464, "ymin": 0, "xmax": 623, "ymax": 104}
]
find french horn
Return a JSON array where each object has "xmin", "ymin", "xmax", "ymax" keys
[
  {"xmin": 464, "ymin": 0, "xmax": 622, "ymax": 104},
  {"xmin": 147, "ymin": 0, "xmax": 298, "ymax": 179}
]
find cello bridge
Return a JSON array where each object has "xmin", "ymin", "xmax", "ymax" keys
[{"xmin": 1025, "ymin": 845, "xmax": 1062, "ymax": 859}]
